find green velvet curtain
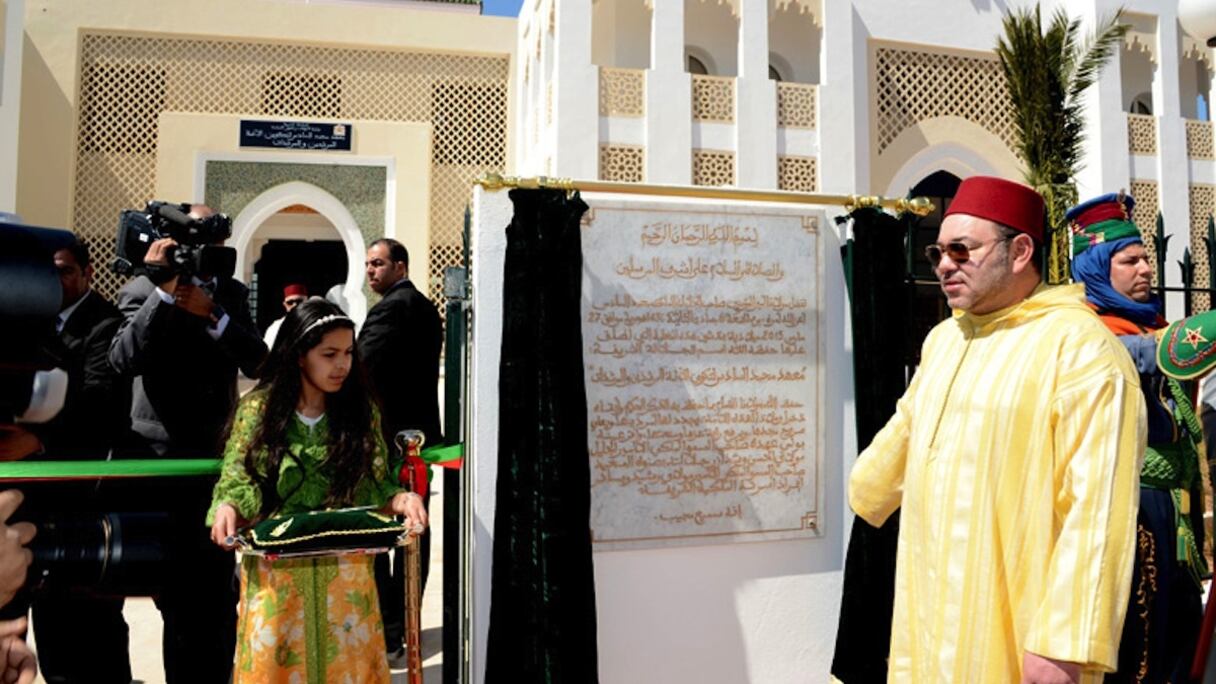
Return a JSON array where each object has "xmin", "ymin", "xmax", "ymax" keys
[
  {"xmin": 485, "ymin": 188, "xmax": 600, "ymax": 684},
  {"xmin": 831, "ymin": 208, "xmax": 909, "ymax": 683}
]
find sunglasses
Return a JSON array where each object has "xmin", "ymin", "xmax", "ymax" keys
[{"xmin": 924, "ymin": 237, "xmax": 1009, "ymax": 267}]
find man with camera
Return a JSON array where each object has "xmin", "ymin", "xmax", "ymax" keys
[
  {"xmin": 109, "ymin": 203, "xmax": 266, "ymax": 684},
  {"xmin": 9, "ymin": 238, "xmax": 135, "ymax": 684}
]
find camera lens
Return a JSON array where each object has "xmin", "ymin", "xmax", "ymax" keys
[{"xmin": 28, "ymin": 512, "xmax": 169, "ymax": 595}]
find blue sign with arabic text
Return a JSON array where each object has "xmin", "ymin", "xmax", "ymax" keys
[{"xmin": 239, "ymin": 120, "xmax": 352, "ymax": 151}]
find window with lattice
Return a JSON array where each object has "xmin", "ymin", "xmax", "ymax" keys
[
  {"xmin": 873, "ymin": 45, "xmax": 1014, "ymax": 155},
  {"xmin": 261, "ymin": 72, "xmax": 343, "ymax": 118},
  {"xmin": 433, "ymin": 82, "xmax": 508, "ymax": 166},
  {"xmin": 80, "ymin": 63, "xmax": 165, "ymax": 154}
]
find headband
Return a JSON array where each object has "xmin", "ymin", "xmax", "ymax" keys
[{"xmin": 298, "ymin": 314, "xmax": 353, "ymax": 341}]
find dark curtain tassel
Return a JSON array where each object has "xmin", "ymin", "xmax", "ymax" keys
[
  {"xmin": 830, "ymin": 207, "xmax": 909, "ymax": 683},
  {"xmin": 486, "ymin": 188, "xmax": 600, "ymax": 684}
]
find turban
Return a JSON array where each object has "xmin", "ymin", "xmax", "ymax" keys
[{"xmin": 1067, "ymin": 193, "xmax": 1162, "ymax": 327}]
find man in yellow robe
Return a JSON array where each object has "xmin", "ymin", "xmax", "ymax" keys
[{"xmin": 848, "ymin": 176, "xmax": 1146, "ymax": 683}]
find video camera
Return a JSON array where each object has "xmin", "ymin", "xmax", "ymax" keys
[
  {"xmin": 112, "ymin": 201, "xmax": 236, "ymax": 280},
  {"xmin": 0, "ymin": 222, "xmax": 73, "ymax": 422}
]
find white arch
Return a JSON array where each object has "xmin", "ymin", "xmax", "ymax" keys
[
  {"xmin": 229, "ymin": 181, "xmax": 369, "ymax": 325},
  {"xmin": 884, "ymin": 144, "xmax": 1001, "ymax": 198},
  {"xmin": 876, "ymin": 116, "xmax": 1023, "ymax": 198}
]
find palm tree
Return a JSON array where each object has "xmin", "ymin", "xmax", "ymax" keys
[{"xmin": 995, "ymin": 5, "xmax": 1129, "ymax": 283}]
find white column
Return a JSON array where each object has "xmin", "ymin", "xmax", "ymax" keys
[
  {"xmin": 0, "ymin": 0, "xmax": 25, "ymax": 213},
  {"xmin": 818, "ymin": 0, "xmax": 865, "ymax": 195},
  {"xmin": 1157, "ymin": 7, "xmax": 1191, "ymax": 319},
  {"xmin": 553, "ymin": 0, "xmax": 598, "ymax": 179},
  {"xmin": 1071, "ymin": 0, "xmax": 1130, "ymax": 202},
  {"xmin": 645, "ymin": 0, "xmax": 692, "ymax": 184},
  {"xmin": 735, "ymin": 0, "xmax": 777, "ymax": 188}
]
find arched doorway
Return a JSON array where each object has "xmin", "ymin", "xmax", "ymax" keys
[
  {"xmin": 247, "ymin": 205, "xmax": 350, "ymax": 333},
  {"xmin": 228, "ymin": 181, "xmax": 370, "ymax": 325},
  {"xmin": 905, "ymin": 170, "xmax": 962, "ymax": 368}
]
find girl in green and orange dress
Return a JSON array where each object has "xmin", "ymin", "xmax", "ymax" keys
[{"xmin": 207, "ymin": 298, "xmax": 427, "ymax": 684}]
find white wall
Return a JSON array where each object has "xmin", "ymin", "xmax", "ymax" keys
[{"xmin": 469, "ymin": 186, "xmax": 856, "ymax": 683}]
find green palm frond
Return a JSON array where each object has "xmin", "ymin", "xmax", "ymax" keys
[{"xmin": 995, "ymin": 3, "xmax": 1127, "ymax": 282}]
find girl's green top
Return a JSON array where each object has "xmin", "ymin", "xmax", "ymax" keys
[{"xmin": 205, "ymin": 390, "xmax": 404, "ymax": 525}]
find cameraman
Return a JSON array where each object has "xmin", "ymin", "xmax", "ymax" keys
[
  {"xmin": 108, "ymin": 204, "xmax": 266, "ymax": 684},
  {"xmin": 2, "ymin": 237, "xmax": 133, "ymax": 684}
]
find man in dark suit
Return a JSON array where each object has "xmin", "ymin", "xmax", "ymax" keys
[
  {"xmin": 31, "ymin": 239, "xmax": 133, "ymax": 684},
  {"xmin": 109, "ymin": 205, "xmax": 266, "ymax": 684},
  {"xmin": 358, "ymin": 238, "xmax": 442, "ymax": 666}
]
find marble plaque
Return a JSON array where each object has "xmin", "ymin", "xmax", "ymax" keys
[{"xmin": 581, "ymin": 199, "xmax": 823, "ymax": 550}]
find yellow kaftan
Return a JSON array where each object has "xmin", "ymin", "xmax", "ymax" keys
[{"xmin": 848, "ymin": 284, "xmax": 1146, "ymax": 682}]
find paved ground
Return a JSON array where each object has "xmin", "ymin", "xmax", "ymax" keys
[{"xmin": 30, "ymin": 490, "xmax": 446, "ymax": 684}]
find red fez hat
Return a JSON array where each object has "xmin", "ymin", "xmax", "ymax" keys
[
  {"xmin": 283, "ymin": 283, "xmax": 308, "ymax": 298},
  {"xmin": 944, "ymin": 176, "xmax": 1046, "ymax": 242}
]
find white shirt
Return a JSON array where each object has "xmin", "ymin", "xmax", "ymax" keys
[{"xmin": 263, "ymin": 317, "xmax": 284, "ymax": 350}]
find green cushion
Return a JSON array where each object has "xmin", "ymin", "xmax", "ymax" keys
[
  {"xmin": 245, "ymin": 506, "xmax": 410, "ymax": 555},
  {"xmin": 1157, "ymin": 309, "xmax": 1216, "ymax": 380}
]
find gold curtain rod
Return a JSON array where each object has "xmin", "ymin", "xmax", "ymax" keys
[{"xmin": 473, "ymin": 173, "xmax": 935, "ymax": 216}]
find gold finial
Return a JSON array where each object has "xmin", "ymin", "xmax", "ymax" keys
[{"xmin": 899, "ymin": 196, "xmax": 936, "ymax": 217}]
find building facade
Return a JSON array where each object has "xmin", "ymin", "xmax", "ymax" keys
[
  {"xmin": 518, "ymin": 0, "xmax": 1214, "ymax": 316},
  {"xmin": 3, "ymin": 0, "xmax": 513, "ymax": 325}
]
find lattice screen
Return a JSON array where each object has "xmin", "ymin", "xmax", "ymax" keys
[
  {"xmin": 599, "ymin": 145, "xmax": 644, "ymax": 182},
  {"xmin": 776, "ymin": 82, "xmax": 816, "ymax": 129},
  {"xmin": 1191, "ymin": 184, "xmax": 1216, "ymax": 312},
  {"xmin": 1187, "ymin": 120, "xmax": 1215, "ymax": 160},
  {"xmin": 777, "ymin": 155, "xmax": 817, "ymax": 192},
  {"xmin": 599, "ymin": 68, "xmax": 645, "ymax": 117},
  {"xmin": 691, "ymin": 75, "xmax": 735, "ymax": 122},
  {"xmin": 873, "ymin": 45, "xmax": 1015, "ymax": 154},
  {"xmin": 1130, "ymin": 180, "xmax": 1161, "ymax": 284},
  {"xmin": 1127, "ymin": 114, "xmax": 1158, "ymax": 155},
  {"xmin": 74, "ymin": 33, "xmax": 508, "ymax": 310},
  {"xmin": 692, "ymin": 150, "xmax": 735, "ymax": 187}
]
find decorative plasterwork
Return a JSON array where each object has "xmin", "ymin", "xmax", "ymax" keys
[
  {"xmin": 692, "ymin": 75, "xmax": 735, "ymax": 123},
  {"xmin": 776, "ymin": 82, "xmax": 816, "ymax": 128},
  {"xmin": 692, "ymin": 150, "xmax": 736, "ymax": 187},
  {"xmin": 599, "ymin": 68, "xmax": 645, "ymax": 117},
  {"xmin": 1127, "ymin": 113, "xmax": 1159, "ymax": 155},
  {"xmin": 1130, "ymin": 180, "xmax": 1161, "ymax": 282},
  {"xmin": 1187, "ymin": 120, "xmax": 1215, "ymax": 160},
  {"xmin": 599, "ymin": 145, "xmax": 645, "ymax": 182}
]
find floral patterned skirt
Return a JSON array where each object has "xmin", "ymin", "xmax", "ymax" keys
[{"xmin": 234, "ymin": 553, "xmax": 390, "ymax": 684}]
